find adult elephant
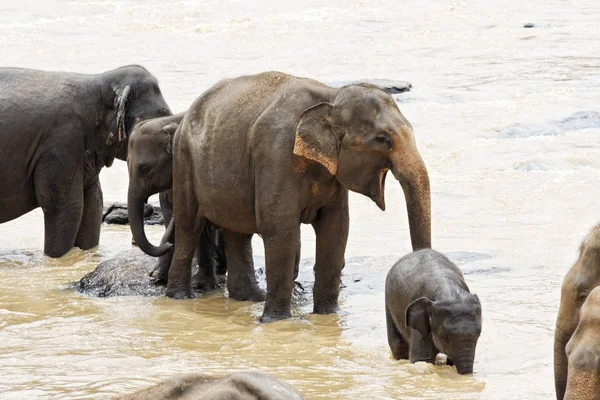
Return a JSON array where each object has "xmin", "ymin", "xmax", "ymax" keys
[
  {"xmin": 0, "ymin": 65, "xmax": 171, "ymax": 257},
  {"xmin": 139, "ymin": 71, "xmax": 431, "ymax": 322},
  {"xmin": 555, "ymin": 224, "xmax": 600, "ymax": 399}
]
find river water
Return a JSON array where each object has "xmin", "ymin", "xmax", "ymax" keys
[{"xmin": 1, "ymin": 1, "xmax": 599, "ymax": 399}]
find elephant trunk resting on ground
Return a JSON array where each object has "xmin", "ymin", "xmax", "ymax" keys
[
  {"xmin": 136, "ymin": 71, "xmax": 430, "ymax": 322},
  {"xmin": 0, "ymin": 65, "xmax": 171, "ymax": 257}
]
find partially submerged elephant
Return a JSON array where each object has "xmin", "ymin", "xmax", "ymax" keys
[
  {"xmin": 563, "ymin": 285, "xmax": 600, "ymax": 399},
  {"xmin": 555, "ymin": 224, "xmax": 600, "ymax": 399},
  {"xmin": 386, "ymin": 249, "xmax": 482, "ymax": 374},
  {"xmin": 135, "ymin": 71, "xmax": 431, "ymax": 322},
  {"xmin": 127, "ymin": 113, "xmax": 227, "ymax": 290},
  {"xmin": 117, "ymin": 371, "xmax": 303, "ymax": 400},
  {"xmin": 0, "ymin": 65, "xmax": 171, "ymax": 257}
]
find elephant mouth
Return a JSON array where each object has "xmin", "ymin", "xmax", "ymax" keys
[{"xmin": 372, "ymin": 168, "xmax": 388, "ymax": 211}]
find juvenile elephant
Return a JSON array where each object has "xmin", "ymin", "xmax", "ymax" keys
[
  {"xmin": 385, "ymin": 249, "xmax": 482, "ymax": 374},
  {"xmin": 563, "ymin": 285, "xmax": 600, "ymax": 399},
  {"xmin": 117, "ymin": 371, "xmax": 303, "ymax": 400},
  {"xmin": 127, "ymin": 113, "xmax": 227, "ymax": 290},
  {"xmin": 555, "ymin": 224, "xmax": 600, "ymax": 399},
  {"xmin": 128, "ymin": 114, "xmax": 300, "ymax": 290},
  {"xmin": 0, "ymin": 65, "xmax": 171, "ymax": 257},
  {"xmin": 139, "ymin": 71, "xmax": 431, "ymax": 322}
]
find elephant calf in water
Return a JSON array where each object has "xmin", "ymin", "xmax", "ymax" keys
[
  {"xmin": 385, "ymin": 249, "xmax": 482, "ymax": 374},
  {"xmin": 555, "ymin": 223, "xmax": 600, "ymax": 399},
  {"xmin": 127, "ymin": 113, "xmax": 227, "ymax": 289},
  {"xmin": 563, "ymin": 285, "xmax": 600, "ymax": 399},
  {"xmin": 117, "ymin": 371, "xmax": 303, "ymax": 400}
]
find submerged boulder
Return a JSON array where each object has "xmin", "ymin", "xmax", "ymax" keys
[{"xmin": 102, "ymin": 202, "xmax": 164, "ymax": 225}]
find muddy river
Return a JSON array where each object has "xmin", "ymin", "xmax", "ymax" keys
[{"xmin": 1, "ymin": 1, "xmax": 600, "ymax": 399}]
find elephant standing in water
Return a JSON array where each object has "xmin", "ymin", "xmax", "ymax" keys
[
  {"xmin": 136, "ymin": 71, "xmax": 431, "ymax": 322},
  {"xmin": 555, "ymin": 224, "xmax": 600, "ymax": 399},
  {"xmin": 0, "ymin": 65, "xmax": 171, "ymax": 257},
  {"xmin": 563, "ymin": 285, "xmax": 600, "ymax": 399},
  {"xmin": 127, "ymin": 113, "xmax": 227, "ymax": 290},
  {"xmin": 118, "ymin": 371, "xmax": 303, "ymax": 400}
]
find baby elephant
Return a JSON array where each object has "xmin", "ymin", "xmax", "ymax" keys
[
  {"xmin": 385, "ymin": 249, "xmax": 482, "ymax": 374},
  {"xmin": 117, "ymin": 371, "xmax": 304, "ymax": 400},
  {"xmin": 564, "ymin": 285, "xmax": 600, "ymax": 399}
]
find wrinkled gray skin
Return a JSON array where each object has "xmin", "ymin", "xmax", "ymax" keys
[
  {"xmin": 117, "ymin": 371, "xmax": 303, "ymax": 400},
  {"xmin": 385, "ymin": 249, "xmax": 482, "ymax": 375},
  {"xmin": 150, "ymin": 72, "xmax": 431, "ymax": 322},
  {"xmin": 555, "ymin": 224, "xmax": 600, "ymax": 399},
  {"xmin": 127, "ymin": 113, "xmax": 227, "ymax": 290},
  {"xmin": 563, "ymin": 285, "xmax": 600, "ymax": 399},
  {"xmin": 0, "ymin": 65, "xmax": 171, "ymax": 257}
]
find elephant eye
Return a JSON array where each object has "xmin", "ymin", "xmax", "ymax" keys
[
  {"xmin": 442, "ymin": 334, "xmax": 450, "ymax": 343},
  {"xmin": 374, "ymin": 134, "xmax": 393, "ymax": 150},
  {"xmin": 140, "ymin": 165, "xmax": 152, "ymax": 175},
  {"xmin": 579, "ymin": 291, "xmax": 589, "ymax": 303}
]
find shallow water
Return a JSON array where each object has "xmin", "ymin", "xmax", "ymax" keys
[{"xmin": 1, "ymin": 1, "xmax": 600, "ymax": 399}]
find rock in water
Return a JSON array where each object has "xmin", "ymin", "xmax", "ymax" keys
[
  {"xmin": 77, "ymin": 250, "xmax": 165, "ymax": 297},
  {"xmin": 102, "ymin": 202, "xmax": 164, "ymax": 225},
  {"xmin": 326, "ymin": 78, "xmax": 412, "ymax": 94}
]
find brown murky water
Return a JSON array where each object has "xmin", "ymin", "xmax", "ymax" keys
[{"xmin": 2, "ymin": 1, "xmax": 600, "ymax": 399}]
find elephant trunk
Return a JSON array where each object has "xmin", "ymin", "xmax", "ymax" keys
[
  {"xmin": 128, "ymin": 185, "xmax": 172, "ymax": 257},
  {"xmin": 391, "ymin": 148, "xmax": 432, "ymax": 251},
  {"xmin": 555, "ymin": 320, "xmax": 574, "ymax": 400},
  {"xmin": 453, "ymin": 350, "xmax": 475, "ymax": 375}
]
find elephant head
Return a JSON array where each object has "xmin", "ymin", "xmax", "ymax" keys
[
  {"xmin": 564, "ymin": 285, "xmax": 600, "ymax": 399},
  {"xmin": 100, "ymin": 65, "xmax": 172, "ymax": 163},
  {"xmin": 127, "ymin": 113, "xmax": 184, "ymax": 257},
  {"xmin": 406, "ymin": 294, "xmax": 482, "ymax": 374},
  {"xmin": 294, "ymin": 84, "xmax": 431, "ymax": 250},
  {"xmin": 555, "ymin": 224, "xmax": 600, "ymax": 399}
]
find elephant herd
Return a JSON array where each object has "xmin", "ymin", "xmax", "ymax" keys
[{"xmin": 0, "ymin": 65, "xmax": 596, "ymax": 399}]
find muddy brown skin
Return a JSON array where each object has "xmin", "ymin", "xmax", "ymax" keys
[
  {"xmin": 564, "ymin": 286, "xmax": 600, "ymax": 399},
  {"xmin": 385, "ymin": 249, "xmax": 482, "ymax": 375},
  {"xmin": 0, "ymin": 65, "xmax": 171, "ymax": 258},
  {"xmin": 117, "ymin": 371, "xmax": 304, "ymax": 400},
  {"xmin": 150, "ymin": 72, "xmax": 431, "ymax": 322},
  {"xmin": 555, "ymin": 224, "xmax": 600, "ymax": 399}
]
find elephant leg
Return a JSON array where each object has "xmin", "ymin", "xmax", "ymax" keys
[
  {"xmin": 224, "ymin": 231, "xmax": 265, "ymax": 302},
  {"xmin": 214, "ymin": 228, "xmax": 228, "ymax": 276},
  {"xmin": 34, "ymin": 168, "xmax": 83, "ymax": 258},
  {"xmin": 311, "ymin": 199, "xmax": 349, "ymax": 314},
  {"xmin": 408, "ymin": 328, "xmax": 438, "ymax": 364},
  {"xmin": 193, "ymin": 224, "xmax": 218, "ymax": 292},
  {"xmin": 159, "ymin": 190, "xmax": 173, "ymax": 227},
  {"xmin": 150, "ymin": 217, "xmax": 175, "ymax": 283},
  {"xmin": 166, "ymin": 182, "xmax": 200, "ymax": 299},
  {"xmin": 74, "ymin": 179, "xmax": 103, "ymax": 250},
  {"xmin": 260, "ymin": 224, "xmax": 301, "ymax": 322},
  {"xmin": 386, "ymin": 304, "xmax": 409, "ymax": 360},
  {"xmin": 293, "ymin": 236, "xmax": 300, "ymax": 281}
]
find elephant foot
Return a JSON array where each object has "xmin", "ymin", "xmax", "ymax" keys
[
  {"xmin": 259, "ymin": 309, "xmax": 292, "ymax": 323},
  {"xmin": 165, "ymin": 285, "xmax": 197, "ymax": 299},
  {"xmin": 149, "ymin": 268, "xmax": 169, "ymax": 284},
  {"xmin": 193, "ymin": 274, "xmax": 219, "ymax": 293},
  {"xmin": 313, "ymin": 302, "xmax": 339, "ymax": 315},
  {"xmin": 216, "ymin": 274, "xmax": 227, "ymax": 286},
  {"xmin": 228, "ymin": 284, "xmax": 266, "ymax": 302}
]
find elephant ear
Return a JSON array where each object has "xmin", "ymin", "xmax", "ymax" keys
[
  {"xmin": 161, "ymin": 123, "xmax": 179, "ymax": 154},
  {"xmin": 106, "ymin": 85, "xmax": 132, "ymax": 146},
  {"xmin": 293, "ymin": 102, "xmax": 339, "ymax": 175},
  {"xmin": 406, "ymin": 297, "xmax": 433, "ymax": 339}
]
